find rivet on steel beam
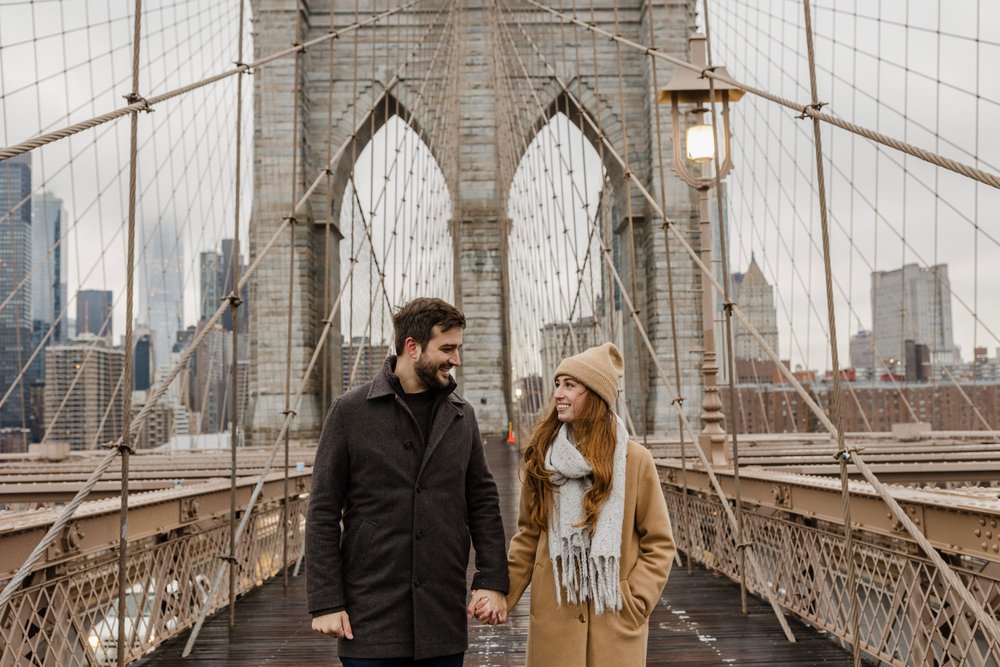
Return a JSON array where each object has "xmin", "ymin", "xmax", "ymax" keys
[
  {"xmin": 62, "ymin": 524, "xmax": 84, "ymax": 553},
  {"xmin": 975, "ymin": 528, "xmax": 982, "ymax": 537},
  {"xmin": 994, "ymin": 545, "xmax": 999, "ymax": 553}
]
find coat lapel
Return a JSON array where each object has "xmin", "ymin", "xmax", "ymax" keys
[{"xmin": 417, "ymin": 397, "xmax": 464, "ymax": 479}]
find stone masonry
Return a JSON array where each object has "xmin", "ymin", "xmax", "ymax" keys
[{"xmin": 248, "ymin": 0, "xmax": 702, "ymax": 439}]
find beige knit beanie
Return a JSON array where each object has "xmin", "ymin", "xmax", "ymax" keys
[{"xmin": 554, "ymin": 342, "xmax": 624, "ymax": 407}]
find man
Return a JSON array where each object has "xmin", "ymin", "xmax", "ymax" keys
[{"xmin": 307, "ymin": 297, "xmax": 509, "ymax": 666}]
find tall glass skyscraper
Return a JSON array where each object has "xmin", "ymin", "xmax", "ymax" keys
[
  {"xmin": 30, "ymin": 192, "xmax": 68, "ymax": 388},
  {"xmin": 31, "ymin": 192, "xmax": 67, "ymax": 343},
  {"xmin": 872, "ymin": 263, "xmax": 956, "ymax": 373},
  {"xmin": 141, "ymin": 223, "xmax": 184, "ymax": 373},
  {"xmin": 76, "ymin": 289, "xmax": 113, "ymax": 337},
  {"xmin": 0, "ymin": 153, "xmax": 33, "ymax": 428}
]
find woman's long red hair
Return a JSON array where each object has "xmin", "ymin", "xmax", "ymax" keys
[{"xmin": 521, "ymin": 387, "xmax": 617, "ymax": 534}]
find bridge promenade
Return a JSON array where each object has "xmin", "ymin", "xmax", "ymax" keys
[
  {"xmin": 4, "ymin": 431, "xmax": 1000, "ymax": 664},
  {"xmin": 138, "ymin": 438, "xmax": 853, "ymax": 666}
]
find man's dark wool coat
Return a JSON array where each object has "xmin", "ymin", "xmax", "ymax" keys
[{"xmin": 306, "ymin": 359, "xmax": 509, "ymax": 660}]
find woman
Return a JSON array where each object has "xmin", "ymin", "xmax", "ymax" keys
[{"xmin": 479, "ymin": 342, "xmax": 675, "ymax": 665}]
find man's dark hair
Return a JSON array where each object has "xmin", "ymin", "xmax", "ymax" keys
[{"xmin": 393, "ymin": 298, "xmax": 466, "ymax": 354}]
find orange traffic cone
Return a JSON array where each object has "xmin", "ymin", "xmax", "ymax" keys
[{"xmin": 506, "ymin": 421, "xmax": 516, "ymax": 444}]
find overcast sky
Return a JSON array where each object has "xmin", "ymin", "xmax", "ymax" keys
[{"xmin": 710, "ymin": 0, "xmax": 1000, "ymax": 369}]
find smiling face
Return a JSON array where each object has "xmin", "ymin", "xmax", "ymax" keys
[
  {"xmin": 553, "ymin": 375, "xmax": 589, "ymax": 423},
  {"xmin": 412, "ymin": 325, "xmax": 463, "ymax": 390}
]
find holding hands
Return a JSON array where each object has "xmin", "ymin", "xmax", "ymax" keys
[{"xmin": 467, "ymin": 589, "xmax": 508, "ymax": 626}]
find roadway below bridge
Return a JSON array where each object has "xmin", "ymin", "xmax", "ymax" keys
[{"xmin": 139, "ymin": 438, "xmax": 854, "ymax": 666}]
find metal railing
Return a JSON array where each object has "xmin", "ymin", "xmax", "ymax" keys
[
  {"xmin": 0, "ymin": 497, "xmax": 306, "ymax": 666},
  {"xmin": 663, "ymin": 485, "xmax": 1000, "ymax": 666}
]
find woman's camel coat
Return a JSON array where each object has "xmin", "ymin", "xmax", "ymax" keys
[{"xmin": 506, "ymin": 440, "xmax": 676, "ymax": 666}]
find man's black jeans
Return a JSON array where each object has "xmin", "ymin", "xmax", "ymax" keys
[{"xmin": 339, "ymin": 654, "xmax": 463, "ymax": 667}]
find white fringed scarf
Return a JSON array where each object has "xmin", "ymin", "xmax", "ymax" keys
[{"xmin": 544, "ymin": 414, "xmax": 627, "ymax": 615}]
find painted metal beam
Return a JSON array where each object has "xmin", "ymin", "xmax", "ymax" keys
[
  {"xmin": 656, "ymin": 460, "xmax": 1000, "ymax": 562},
  {"xmin": 0, "ymin": 471, "xmax": 312, "ymax": 578}
]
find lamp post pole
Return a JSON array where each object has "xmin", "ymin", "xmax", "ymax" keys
[{"xmin": 697, "ymin": 183, "xmax": 728, "ymax": 465}]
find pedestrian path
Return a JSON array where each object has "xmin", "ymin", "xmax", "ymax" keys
[{"xmin": 139, "ymin": 439, "xmax": 854, "ymax": 666}]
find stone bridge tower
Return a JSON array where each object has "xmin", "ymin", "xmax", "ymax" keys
[{"xmin": 248, "ymin": 0, "xmax": 702, "ymax": 443}]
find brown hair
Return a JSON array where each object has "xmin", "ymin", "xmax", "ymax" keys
[
  {"xmin": 521, "ymin": 387, "xmax": 617, "ymax": 534},
  {"xmin": 392, "ymin": 298, "xmax": 466, "ymax": 354}
]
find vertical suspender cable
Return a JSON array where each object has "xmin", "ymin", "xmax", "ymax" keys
[
  {"xmin": 228, "ymin": 0, "xmax": 247, "ymax": 629},
  {"xmin": 117, "ymin": 0, "xmax": 143, "ymax": 663},
  {"xmin": 283, "ymin": 0, "xmax": 304, "ymax": 588},
  {"xmin": 551, "ymin": 11, "xmax": 575, "ymax": 361},
  {"xmin": 569, "ymin": 0, "xmax": 602, "ymax": 348},
  {"xmin": 798, "ymin": 1, "xmax": 858, "ymax": 662},
  {"xmin": 377, "ymin": 0, "xmax": 390, "ymax": 347},
  {"xmin": 364, "ymin": 1, "xmax": 376, "ymax": 373},
  {"xmin": 321, "ymin": 0, "xmax": 336, "ymax": 415},
  {"xmin": 700, "ymin": 0, "xmax": 748, "ymax": 615},
  {"xmin": 347, "ymin": 0, "xmax": 360, "ymax": 393},
  {"xmin": 971, "ymin": 0, "xmax": 980, "ymax": 427},
  {"xmin": 585, "ymin": 0, "xmax": 612, "ymax": 347},
  {"xmin": 610, "ymin": 0, "xmax": 646, "ymax": 439},
  {"xmin": 646, "ymin": 0, "xmax": 691, "ymax": 573}
]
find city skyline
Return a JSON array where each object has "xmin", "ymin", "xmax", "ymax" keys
[{"xmin": 0, "ymin": 0, "xmax": 253, "ymax": 348}]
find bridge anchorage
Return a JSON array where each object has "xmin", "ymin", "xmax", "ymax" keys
[{"xmin": 2, "ymin": 0, "xmax": 1000, "ymax": 664}]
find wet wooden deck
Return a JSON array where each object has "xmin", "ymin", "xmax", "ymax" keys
[{"xmin": 139, "ymin": 438, "xmax": 854, "ymax": 666}]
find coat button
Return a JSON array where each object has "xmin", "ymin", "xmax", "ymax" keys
[
  {"xmin": 414, "ymin": 578, "xmax": 422, "ymax": 588},
  {"xmin": 416, "ymin": 484, "xmax": 423, "ymax": 493},
  {"xmin": 415, "ymin": 530, "xmax": 424, "ymax": 540},
  {"xmin": 403, "ymin": 441, "xmax": 413, "ymax": 450},
  {"xmin": 578, "ymin": 613, "xmax": 586, "ymax": 623}
]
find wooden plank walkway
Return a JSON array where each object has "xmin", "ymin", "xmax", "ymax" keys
[{"xmin": 139, "ymin": 438, "xmax": 854, "ymax": 666}]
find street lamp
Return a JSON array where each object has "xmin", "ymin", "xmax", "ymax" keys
[{"xmin": 658, "ymin": 34, "xmax": 743, "ymax": 466}]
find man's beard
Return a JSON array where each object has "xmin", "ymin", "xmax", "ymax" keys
[{"xmin": 415, "ymin": 355, "xmax": 452, "ymax": 390}]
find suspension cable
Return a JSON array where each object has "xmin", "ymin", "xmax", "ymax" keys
[
  {"xmin": 647, "ymin": 0, "xmax": 693, "ymax": 573},
  {"xmin": 798, "ymin": 0, "xmax": 859, "ymax": 661},
  {"xmin": 227, "ymin": 0, "xmax": 247, "ymax": 627},
  {"xmin": 0, "ymin": 0, "xmax": 426, "ymax": 162},
  {"xmin": 519, "ymin": 0, "xmax": 1000, "ymax": 191}
]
